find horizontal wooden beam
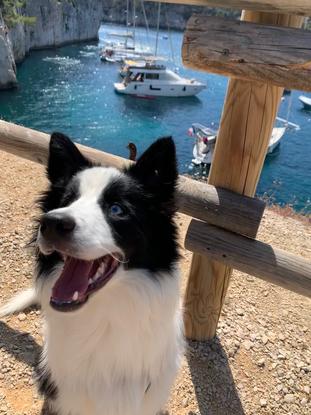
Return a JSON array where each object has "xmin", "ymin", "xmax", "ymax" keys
[
  {"xmin": 182, "ymin": 15, "xmax": 311, "ymax": 91},
  {"xmin": 0, "ymin": 120, "xmax": 265, "ymax": 238},
  {"xmin": 146, "ymin": 0, "xmax": 311, "ymax": 16},
  {"xmin": 185, "ymin": 220, "xmax": 311, "ymax": 298}
]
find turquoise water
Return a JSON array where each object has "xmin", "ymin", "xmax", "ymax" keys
[{"xmin": 0, "ymin": 24, "xmax": 310, "ymax": 213}]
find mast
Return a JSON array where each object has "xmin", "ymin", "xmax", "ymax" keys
[
  {"xmin": 125, "ymin": 0, "xmax": 130, "ymax": 48},
  {"xmin": 155, "ymin": 2, "xmax": 161, "ymax": 56},
  {"xmin": 133, "ymin": 0, "xmax": 136, "ymax": 50},
  {"xmin": 141, "ymin": 0, "xmax": 150, "ymax": 45}
]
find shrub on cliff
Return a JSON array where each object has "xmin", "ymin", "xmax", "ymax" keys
[{"xmin": 0, "ymin": 0, "xmax": 35, "ymax": 28}]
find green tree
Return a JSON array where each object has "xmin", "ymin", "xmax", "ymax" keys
[{"xmin": 0, "ymin": 0, "xmax": 36, "ymax": 28}]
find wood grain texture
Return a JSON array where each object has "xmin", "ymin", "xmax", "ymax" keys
[
  {"xmin": 0, "ymin": 120, "xmax": 265, "ymax": 238},
  {"xmin": 183, "ymin": 15, "xmax": 310, "ymax": 91},
  {"xmin": 147, "ymin": 0, "xmax": 311, "ymax": 15},
  {"xmin": 186, "ymin": 220, "xmax": 311, "ymax": 298},
  {"xmin": 184, "ymin": 12, "xmax": 304, "ymax": 341}
]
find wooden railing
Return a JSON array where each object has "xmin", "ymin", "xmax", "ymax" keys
[
  {"xmin": 0, "ymin": 120, "xmax": 310, "ymax": 300},
  {"xmin": 1, "ymin": 0, "xmax": 311, "ymax": 341}
]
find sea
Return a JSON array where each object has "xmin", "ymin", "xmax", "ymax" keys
[{"xmin": 0, "ymin": 24, "xmax": 310, "ymax": 214}]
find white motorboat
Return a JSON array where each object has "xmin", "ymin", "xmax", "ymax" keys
[
  {"xmin": 267, "ymin": 127, "xmax": 286, "ymax": 154},
  {"xmin": 299, "ymin": 95, "xmax": 311, "ymax": 110},
  {"xmin": 114, "ymin": 61, "xmax": 206, "ymax": 97},
  {"xmin": 189, "ymin": 124, "xmax": 217, "ymax": 165},
  {"xmin": 189, "ymin": 122, "xmax": 288, "ymax": 166}
]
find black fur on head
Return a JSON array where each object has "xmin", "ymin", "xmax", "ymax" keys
[
  {"xmin": 41, "ymin": 132, "xmax": 93, "ymax": 214},
  {"xmin": 101, "ymin": 136, "xmax": 179, "ymax": 271},
  {"xmin": 36, "ymin": 133, "xmax": 179, "ymax": 276}
]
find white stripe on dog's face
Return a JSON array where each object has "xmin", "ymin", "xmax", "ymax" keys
[
  {"xmin": 78, "ymin": 167, "xmax": 121, "ymax": 197},
  {"xmin": 38, "ymin": 167, "xmax": 124, "ymax": 260}
]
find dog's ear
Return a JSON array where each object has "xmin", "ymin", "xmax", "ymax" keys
[
  {"xmin": 129, "ymin": 137, "xmax": 178, "ymax": 205},
  {"xmin": 48, "ymin": 132, "xmax": 91, "ymax": 185}
]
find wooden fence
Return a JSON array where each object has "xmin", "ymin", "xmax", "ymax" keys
[{"xmin": 1, "ymin": 0, "xmax": 311, "ymax": 341}]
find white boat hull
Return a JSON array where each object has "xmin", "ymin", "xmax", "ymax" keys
[
  {"xmin": 299, "ymin": 95, "xmax": 311, "ymax": 110},
  {"xmin": 192, "ymin": 126, "xmax": 286, "ymax": 166},
  {"xmin": 267, "ymin": 127, "xmax": 286, "ymax": 154},
  {"xmin": 114, "ymin": 81, "xmax": 205, "ymax": 97}
]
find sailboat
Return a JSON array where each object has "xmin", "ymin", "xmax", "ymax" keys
[
  {"xmin": 100, "ymin": 0, "xmax": 151, "ymax": 63},
  {"xmin": 114, "ymin": 2, "xmax": 206, "ymax": 97}
]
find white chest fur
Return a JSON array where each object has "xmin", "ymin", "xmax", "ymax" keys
[{"xmin": 39, "ymin": 267, "xmax": 183, "ymax": 415}]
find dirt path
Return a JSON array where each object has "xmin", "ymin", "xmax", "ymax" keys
[{"xmin": 0, "ymin": 150, "xmax": 310, "ymax": 415}]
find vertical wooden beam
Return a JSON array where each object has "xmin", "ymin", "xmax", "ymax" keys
[{"xmin": 183, "ymin": 12, "xmax": 304, "ymax": 340}]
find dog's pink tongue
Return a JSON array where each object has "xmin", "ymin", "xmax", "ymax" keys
[{"xmin": 51, "ymin": 257, "xmax": 94, "ymax": 302}]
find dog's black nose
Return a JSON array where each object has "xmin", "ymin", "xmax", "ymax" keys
[{"xmin": 40, "ymin": 214, "xmax": 76, "ymax": 239}]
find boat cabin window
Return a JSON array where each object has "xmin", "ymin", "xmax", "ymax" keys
[
  {"xmin": 145, "ymin": 73, "xmax": 159, "ymax": 80},
  {"xmin": 133, "ymin": 73, "xmax": 144, "ymax": 82}
]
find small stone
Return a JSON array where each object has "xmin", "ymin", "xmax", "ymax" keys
[
  {"xmin": 257, "ymin": 358, "xmax": 265, "ymax": 367},
  {"xmin": 236, "ymin": 309, "xmax": 244, "ymax": 316},
  {"xmin": 301, "ymin": 398, "xmax": 308, "ymax": 406},
  {"xmin": 262, "ymin": 335, "xmax": 269, "ymax": 345},
  {"xmin": 284, "ymin": 394, "xmax": 295, "ymax": 404},
  {"xmin": 182, "ymin": 398, "xmax": 188, "ymax": 408},
  {"xmin": 260, "ymin": 399, "xmax": 267, "ymax": 407},
  {"xmin": 243, "ymin": 340, "xmax": 252, "ymax": 351},
  {"xmin": 303, "ymin": 385, "xmax": 310, "ymax": 394},
  {"xmin": 18, "ymin": 313, "xmax": 26, "ymax": 321}
]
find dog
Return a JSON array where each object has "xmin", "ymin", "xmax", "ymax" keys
[{"xmin": 0, "ymin": 133, "xmax": 183, "ymax": 415}]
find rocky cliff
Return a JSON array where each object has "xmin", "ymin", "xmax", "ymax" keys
[
  {"xmin": 0, "ymin": 0, "xmax": 238, "ymax": 89},
  {"xmin": 0, "ymin": 13, "xmax": 17, "ymax": 89},
  {"xmin": 102, "ymin": 1, "xmax": 238, "ymax": 31},
  {"xmin": 1, "ymin": 0, "xmax": 104, "ymax": 87}
]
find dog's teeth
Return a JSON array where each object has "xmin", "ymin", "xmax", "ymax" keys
[
  {"xmin": 94, "ymin": 273, "xmax": 101, "ymax": 282},
  {"xmin": 72, "ymin": 291, "xmax": 79, "ymax": 301},
  {"xmin": 89, "ymin": 277, "xmax": 94, "ymax": 285}
]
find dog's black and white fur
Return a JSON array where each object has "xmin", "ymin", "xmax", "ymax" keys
[{"xmin": 0, "ymin": 134, "xmax": 183, "ymax": 415}]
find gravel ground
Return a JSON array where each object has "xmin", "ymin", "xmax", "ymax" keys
[{"xmin": 0, "ymin": 150, "xmax": 310, "ymax": 415}]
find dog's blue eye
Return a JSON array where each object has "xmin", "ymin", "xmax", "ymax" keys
[{"xmin": 109, "ymin": 204, "xmax": 124, "ymax": 216}]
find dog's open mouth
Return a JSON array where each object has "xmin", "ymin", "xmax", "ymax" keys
[{"xmin": 50, "ymin": 254, "xmax": 120, "ymax": 311}]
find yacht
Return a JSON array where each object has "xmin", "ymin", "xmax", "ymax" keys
[{"xmin": 114, "ymin": 61, "xmax": 206, "ymax": 97}]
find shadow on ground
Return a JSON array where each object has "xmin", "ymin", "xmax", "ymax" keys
[
  {"xmin": 0, "ymin": 320, "xmax": 41, "ymax": 367},
  {"xmin": 187, "ymin": 337, "xmax": 245, "ymax": 415}
]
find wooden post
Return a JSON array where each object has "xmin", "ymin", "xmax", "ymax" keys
[{"xmin": 183, "ymin": 12, "xmax": 304, "ymax": 340}]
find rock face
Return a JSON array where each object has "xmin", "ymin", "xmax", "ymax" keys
[
  {"xmin": 0, "ymin": 15, "xmax": 17, "ymax": 89},
  {"xmin": 1, "ymin": 0, "xmax": 103, "ymax": 87},
  {"xmin": 102, "ymin": 2, "xmax": 239, "ymax": 31},
  {"xmin": 22, "ymin": 0, "xmax": 103, "ymax": 51}
]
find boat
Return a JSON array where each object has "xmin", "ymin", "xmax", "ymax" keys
[
  {"xmin": 189, "ymin": 122, "xmax": 288, "ymax": 166},
  {"xmin": 188, "ymin": 124, "xmax": 217, "ymax": 165},
  {"xmin": 267, "ymin": 127, "xmax": 286, "ymax": 154},
  {"xmin": 119, "ymin": 58, "xmax": 163, "ymax": 77},
  {"xmin": 100, "ymin": 0, "xmax": 152, "ymax": 63},
  {"xmin": 299, "ymin": 95, "xmax": 311, "ymax": 110},
  {"xmin": 114, "ymin": 61, "xmax": 206, "ymax": 97},
  {"xmin": 100, "ymin": 46, "xmax": 151, "ymax": 63}
]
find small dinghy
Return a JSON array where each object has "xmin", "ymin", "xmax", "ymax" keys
[
  {"xmin": 188, "ymin": 121, "xmax": 289, "ymax": 166},
  {"xmin": 299, "ymin": 95, "xmax": 311, "ymax": 110}
]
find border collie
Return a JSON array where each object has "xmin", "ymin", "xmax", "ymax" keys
[{"xmin": 0, "ymin": 133, "xmax": 183, "ymax": 415}]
